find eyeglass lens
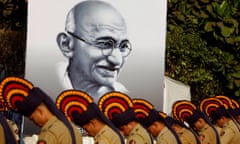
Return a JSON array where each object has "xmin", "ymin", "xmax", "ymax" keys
[{"xmin": 96, "ymin": 39, "xmax": 131, "ymax": 57}]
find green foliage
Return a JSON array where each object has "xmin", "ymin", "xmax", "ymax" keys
[
  {"xmin": 166, "ymin": 27, "xmax": 223, "ymax": 102},
  {"xmin": 0, "ymin": 0, "xmax": 27, "ymax": 31},
  {"xmin": 166, "ymin": 0, "xmax": 240, "ymax": 103},
  {"xmin": 0, "ymin": 30, "xmax": 26, "ymax": 78},
  {"xmin": 0, "ymin": 0, "xmax": 27, "ymax": 78}
]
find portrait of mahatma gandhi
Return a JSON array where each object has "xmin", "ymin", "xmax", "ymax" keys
[
  {"xmin": 25, "ymin": 0, "xmax": 166, "ymax": 110},
  {"xmin": 56, "ymin": 1, "xmax": 131, "ymax": 102}
]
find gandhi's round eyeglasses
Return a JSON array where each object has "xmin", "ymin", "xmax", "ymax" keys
[{"xmin": 67, "ymin": 31, "xmax": 132, "ymax": 57}]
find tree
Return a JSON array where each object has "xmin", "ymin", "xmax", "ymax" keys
[
  {"xmin": 0, "ymin": 0, "xmax": 27, "ymax": 31},
  {"xmin": 0, "ymin": 0, "xmax": 27, "ymax": 78},
  {"xmin": 166, "ymin": 0, "xmax": 240, "ymax": 104}
]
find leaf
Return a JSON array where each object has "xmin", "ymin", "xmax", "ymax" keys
[
  {"xmin": 217, "ymin": 22, "xmax": 235, "ymax": 37},
  {"xmin": 235, "ymin": 36, "xmax": 240, "ymax": 42},
  {"xmin": 232, "ymin": 72, "xmax": 240, "ymax": 79},
  {"xmin": 225, "ymin": 37, "xmax": 234, "ymax": 44},
  {"xmin": 206, "ymin": 5, "xmax": 217, "ymax": 18},
  {"xmin": 204, "ymin": 22, "xmax": 216, "ymax": 32},
  {"xmin": 234, "ymin": 79, "xmax": 240, "ymax": 87},
  {"xmin": 233, "ymin": 64, "xmax": 240, "ymax": 71},
  {"xmin": 213, "ymin": 1, "xmax": 229, "ymax": 17},
  {"xmin": 234, "ymin": 89, "xmax": 240, "ymax": 97},
  {"xmin": 176, "ymin": 13, "xmax": 186, "ymax": 22},
  {"xmin": 223, "ymin": 18, "xmax": 239, "ymax": 34}
]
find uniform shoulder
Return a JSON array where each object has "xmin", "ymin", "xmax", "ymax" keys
[
  {"xmin": 95, "ymin": 126, "xmax": 121, "ymax": 144},
  {"xmin": 128, "ymin": 132, "xmax": 150, "ymax": 144},
  {"xmin": 39, "ymin": 117, "xmax": 73, "ymax": 143}
]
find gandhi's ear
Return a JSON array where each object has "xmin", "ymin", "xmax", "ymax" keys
[{"xmin": 56, "ymin": 32, "xmax": 74, "ymax": 58}]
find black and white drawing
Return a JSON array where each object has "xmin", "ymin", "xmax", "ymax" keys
[{"xmin": 25, "ymin": 0, "xmax": 166, "ymax": 108}]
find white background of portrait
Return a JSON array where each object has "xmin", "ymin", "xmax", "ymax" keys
[{"xmin": 25, "ymin": 0, "xmax": 167, "ymax": 133}]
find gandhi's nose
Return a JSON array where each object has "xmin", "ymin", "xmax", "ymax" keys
[{"xmin": 106, "ymin": 48, "xmax": 123, "ymax": 65}]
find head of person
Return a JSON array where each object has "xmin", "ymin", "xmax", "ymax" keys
[
  {"xmin": 209, "ymin": 106, "xmax": 230, "ymax": 128},
  {"xmin": 165, "ymin": 116, "xmax": 185, "ymax": 133},
  {"xmin": 56, "ymin": 90, "xmax": 124, "ymax": 143},
  {"xmin": 72, "ymin": 103, "xmax": 106, "ymax": 137},
  {"xmin": 141, "ymin": 109, "xmax": 166, "ymax": 137},
  {"xmin": 98, "ymin": 91, "xmax": 138, "ymax": 136},
  {"xmin": 0, "ymin": 77, "xmax": 51, "ymax": 126},
  {"xmin": 57, "ymin": 1, "xmax": 131, "ymax": 89},
  {"xmin": 215, "ymin": 95, "xmax": 240, "ymax": 125},
  {"xmin": 199, "ymin": 97, "xmax": 231, "ymax": 128},
  {"xmin": 0, "ymin": 76, "xmax": 77, "ymax": 144},
  {"xmin": 56, "ymin": 90, "xmax": 102, "ymax": 135},
  {"xmin": 5, "ymin": 86, "xmax": 56, "ymax": 127},
  {"xmin": 172, "ymin": 100, "xmax": 212, "ymax": 131},
  {"xmin": 198, "ymin": 97, "xmax": 222, "ymax": 144},
  {"xmin": 184, "ymin": 110, "xmax": 208, "ymax": 131},
  {"xmin": 142, "ymin": 109, "xmax": 182, "ymax": 144},
  {"xmin": 28, "ymin": 103, "xmax": 53, "ymax": 127},
  {"xmin": 118, "ymin": 119, "xmax": 140, "ymax": 137},
  {"xmin": 132, "ymin": 98, "xmax": 170, "ymax": 137}
]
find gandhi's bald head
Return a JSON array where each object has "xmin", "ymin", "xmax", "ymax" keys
[{"xmin": 65, "ymin": 0, "xmax": 127, "ymax": 39}]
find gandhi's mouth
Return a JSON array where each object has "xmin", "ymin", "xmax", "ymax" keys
[
  {"xmin": 97, "ymin": 65, "xmax": 119, "ymax": 71},
  {"xmin": 96, "ymin": 65, "xmax": 120, "ymax": 77}
]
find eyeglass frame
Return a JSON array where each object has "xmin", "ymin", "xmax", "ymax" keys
[{"xmin": 66, "ymin": 31, "xmax": 132, "ymax": 57}]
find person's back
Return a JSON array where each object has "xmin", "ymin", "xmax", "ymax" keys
[
  {"xmin": 177, "ymin": 127, "xmax": 198, "ymax": 144},
  {"xmin": 72, "ymin": 123, "xmax": 83, "ymax": 144},
  {"xmin": 219, "ymin": 124, "xmax": 240, "ymax": 144},
  {"xmin": 95, "ymin": 125, "xmax": 122, "ymax": 144},
  {"xmin": 198, "ymin": 123, "xmax": 217, "ymax": 144},
  {"xmin": 218, "ymin": 119, "xmax": 240, "ymax": 144},
  {"xmin": 166, "ymin": 117, "xmax": 199, "ymax": 144},
  {"xmin": 127, "ymin": 123, "xmax": 152, "ymax": 144},
  {"xmin": 155, "ymin": 126, "xmax": 178, "ymax": 144},
  {"xmin": 227, "ymin": 119, "xmax": 240, "ymax": 133},
  {"xmin": 38, "ymin": 116, "xmax": 82, "ymax": 144}
]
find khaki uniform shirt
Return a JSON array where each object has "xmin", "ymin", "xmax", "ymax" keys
[
  {"xmin": 94, "ymin": 125, "xmax": 122, "ymax": 144},
  {"xmin": 177, "ymin": 128, "xmax": 198, "ymax": 144},
  {"xmin": 156, "ymin": 126, "xmax": 178, "ymax": 144},
  {"xmin": 0, "ymin": 124, "xmax": 6, "ymax": 144},
  {"xmin": 38, "ymin": 116, "xmax": 82, "ymax": 144},
  {"xmin": 228, "ymin": 119, "xmax": 240, "ymax": 133},
  {"xmin": 198, "ymin": 124, "xmax": 217, "ymax": 144},
  {"xmin": 127, "ymin": 123, "xmax": 152, "ymax": 144},
  {"xmin": 233, "ymin": 119, "xmax": 240, "ymax": 130},
  {"xmin": 219, "ymin": 120, "xmax": 240, "ymax": 144}
]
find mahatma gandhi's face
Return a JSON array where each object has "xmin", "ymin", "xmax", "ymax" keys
[{"xmin": 68, "ymin": 4, "xmax": 130, "ymax": 88}]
